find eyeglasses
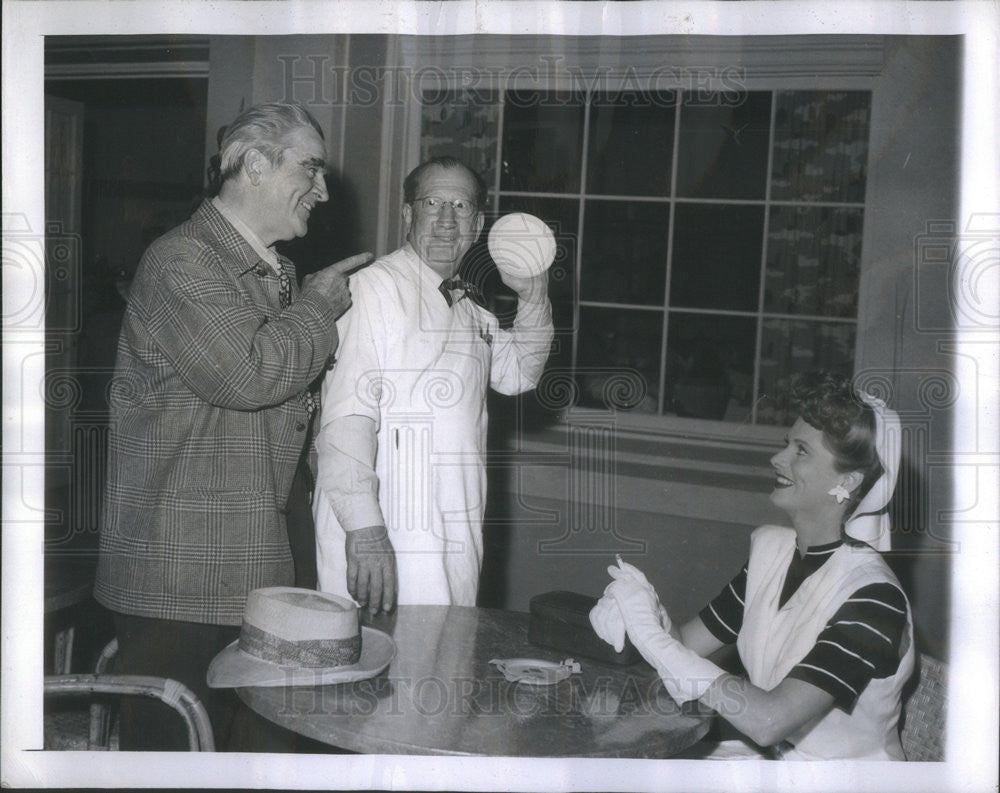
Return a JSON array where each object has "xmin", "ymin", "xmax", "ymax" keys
[{"xmin": 413, "ymin": 195, "xmax": 477, "ymax": 218}]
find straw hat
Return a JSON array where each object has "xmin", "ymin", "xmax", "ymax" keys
[{"xmin": 207, "ymin": 587, "xmax": 395, "ymax": 688}]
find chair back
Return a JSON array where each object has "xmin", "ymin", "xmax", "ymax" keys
[
  {"xmin": 44, "ymin": 672, "xmax": 215, "ymax": 751},
  {"xmin": 899, "ymin": 652, "xmax": 947, "ymax": 761}
]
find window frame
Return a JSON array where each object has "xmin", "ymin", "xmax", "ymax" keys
[{"xmin": 379, "ymin": 34, "xmax": 887, "ymax": 448}]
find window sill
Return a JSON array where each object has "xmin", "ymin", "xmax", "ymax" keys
[
  {"xmin": 494, "ymin": 410, "xmax": 787, "ymax": 527},
  {"xmin": 561, "ymin": 407, "xmax": 786, "ymax": 447}
]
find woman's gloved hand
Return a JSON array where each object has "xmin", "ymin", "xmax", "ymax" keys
[
  {"xmin": 589, "ymin": 595, "xmax": 626, "ymax": 652},
  {"xmin": 589, "ymin": 558, "xmax": 671, "ymax": 652},
  {"xmin": 605, "ymin": 575, "xmax": 665, "ymax": 644},
  {"xmin": 607, "ymin": 574, "xmax": 725, "ymax": 705},
  {"xmin": 607, "ymin": 559, "xmax": 672, "ymax": 633}
]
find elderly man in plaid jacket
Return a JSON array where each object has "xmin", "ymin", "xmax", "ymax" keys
[{"xmin": 94, "ymin": 102, "xmax": 369, "ymax": 751}]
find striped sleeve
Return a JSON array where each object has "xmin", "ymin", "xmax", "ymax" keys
[
  {"xmin": 786, "ymin": 583, "xmax": 908, "ymax": 711},
  {"xmin": 699, "ymin": 564, "xmax": 748, "ymax": 644}
]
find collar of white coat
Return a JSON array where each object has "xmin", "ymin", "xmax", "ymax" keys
[{"xmin": 402, "ymin": 243, "xmax": 462, "ymax": 303}]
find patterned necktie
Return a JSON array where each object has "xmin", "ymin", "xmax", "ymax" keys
[
  {"xmin": 275, "ymin": 259, "xmax": 317, "ymax": 420},
  {"xmin": 439, "ymin": 277, "xmax": 485, "ymax": 308}
]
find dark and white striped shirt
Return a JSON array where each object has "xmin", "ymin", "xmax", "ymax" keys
[{"xmin": 700, "ymin": 539, "xmax": 908, "ymax": 711}]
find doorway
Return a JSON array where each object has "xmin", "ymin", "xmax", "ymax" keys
[
  {"xmin": 43, "ymin": 74, "xmax": 208, "ymax": 556},
  {"xmin": 43, "ymin": 42, "xmax": 209, "ymax": 672}
]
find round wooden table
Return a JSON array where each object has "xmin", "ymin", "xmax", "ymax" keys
[{"xmin": 238, "ymin": 605, "xmax": 711, "ymax": 757}]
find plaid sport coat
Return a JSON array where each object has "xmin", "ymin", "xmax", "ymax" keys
[{"xmin": 94, "ymin": 200, "xmax": 339, "ymax": 625}]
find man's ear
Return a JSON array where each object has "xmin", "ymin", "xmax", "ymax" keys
[
  {"xmin": 243, "ymin": 149, "xmax": 267, "ymax": 186},
  {"xmin": 402, "ymin": 202, "xmax": 413, "ymax": 236},
  {"xmin": 471, "ymin": 211, "xmax": 485, "ymax": 242}
]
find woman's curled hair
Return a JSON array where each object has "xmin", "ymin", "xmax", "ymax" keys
[{"xmin": 790, "ymin": 370, "xmax": 883, "ymax": 516}]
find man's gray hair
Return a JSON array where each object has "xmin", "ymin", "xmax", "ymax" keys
[{"xmin": 218, "ymin": 102, "xmax": 324, "ymax": 185}]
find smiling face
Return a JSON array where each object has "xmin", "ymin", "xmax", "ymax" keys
[
  {"xmin": 402, "ymin": 164, "xmax": 484, "ymax": 278},
  {"xmin": 770, "ymin": 417, "xmax": 861, "ymax": 535},
  {"xmin": 254, "ymin": 125, "xmax": 329, "ymax": 245}
]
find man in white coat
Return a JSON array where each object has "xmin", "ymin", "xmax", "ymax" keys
[{"xmin": 313, "ymin": 156, "xmax": 554, "ymax": 614}]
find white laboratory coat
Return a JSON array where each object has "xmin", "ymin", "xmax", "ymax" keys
[{"xmin": 314, "ymin": 245, "xmax": 553, "ymax": 606}]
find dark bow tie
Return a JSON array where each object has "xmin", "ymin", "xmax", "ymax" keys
[{"xmin": 438, "ymin": 277, "xmax": 485, "ymax": 308}]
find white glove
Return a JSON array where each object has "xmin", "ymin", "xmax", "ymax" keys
[
  {"xmin": 607, "ymin": 579, "xmax": 725, "ymax": 704},
  {"xmin": 606, "ymin": 560, "xmax": 672, "ymax": 634},
  {"xmin": 589, "ymin": 559, "xmax": 671, "ymax": 653},
  {"xmin": 589, "ymin": 595, "xmax": 626, "ymax": 653}
]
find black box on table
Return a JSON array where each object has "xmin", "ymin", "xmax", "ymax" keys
[{"xmin": 528, "ymin": 590, "xmax": 641, "ymax": 666}]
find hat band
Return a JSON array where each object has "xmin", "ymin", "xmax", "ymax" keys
[{"xmin": 239, "ymin": 623, "xmax": 362, "ymax": 668}]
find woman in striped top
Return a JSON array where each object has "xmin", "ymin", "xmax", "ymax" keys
[{"xmin": 590, "ymin": 370, "xmax": 915, "ymax": 760}]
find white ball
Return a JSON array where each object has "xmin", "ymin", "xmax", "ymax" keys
[{"xmin": 488, "ymin": 213, "xmax": 557, "ymax": 278}]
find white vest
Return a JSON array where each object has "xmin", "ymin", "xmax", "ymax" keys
[{"xmin": 738, "ymin": 526, "xmax": 915, "ymax": 760}]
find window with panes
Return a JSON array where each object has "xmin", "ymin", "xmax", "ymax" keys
[{"xmin": 420, "ymin": 87, "xmax": 870, "ymax": 426}]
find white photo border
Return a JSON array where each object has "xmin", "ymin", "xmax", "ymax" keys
[{"xmin": 3, "ymin": 2, "xmax": 997, "ymax": 791}]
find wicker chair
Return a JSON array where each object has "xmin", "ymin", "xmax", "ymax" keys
[
  {"xmin": 899, "ymin": 652, "xmax": 947, "ymax": 761},
  {"xmin": 44, "ymin": 639, "xmax": 215, "ymax": 751}
]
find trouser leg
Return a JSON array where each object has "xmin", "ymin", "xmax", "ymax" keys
[
  {"xmin": 112, "ymin": 612, "xmax": 313, "ymax": 752},
  {"xmin": 112, "ymin": 613, "xmax": 239, "ymax": 751},
  {"xmin": 286, "ymin": 441, "xmax": 318, "ymax": 590}
]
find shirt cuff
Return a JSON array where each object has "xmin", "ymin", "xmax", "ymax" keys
[
  {"xmin": 315, "ymin": 414, "xmax": 384, "ymax": 532},
  {"xmin": 328, "ymin": 493, "xmax": 385, "ymax": 533}
]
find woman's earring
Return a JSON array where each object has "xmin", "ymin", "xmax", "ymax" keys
[{"xmin": 828, "ymin": 484, "xmax": 851, "ymax": 504}]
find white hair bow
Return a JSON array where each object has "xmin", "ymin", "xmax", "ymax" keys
[{"xmin": 844, "ymin": 392, "xmax": 901, "ymax": 552}]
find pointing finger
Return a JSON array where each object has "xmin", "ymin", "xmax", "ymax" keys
[{"xmin": 330, "ymin": 252, "xmax": 374, "ymax": 275}]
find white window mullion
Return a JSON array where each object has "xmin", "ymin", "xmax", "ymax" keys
[
  {"xmin": 751, "ymin": 90, "xmax": 780, "ymax": 424},
  {"xmin": 580, "ymin": 300, "xmax": 670, "ymax": 312},
  {"xmin": 571, "ymin": 91, "xmax": 594, "ymax": 384},
  {"xmin": 659, "ymin": 89, "xmax": 684, "ymax": 416},
  {"xmin": 492, "ymin": 90, "xmax": 505, "ymax": 214}
]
